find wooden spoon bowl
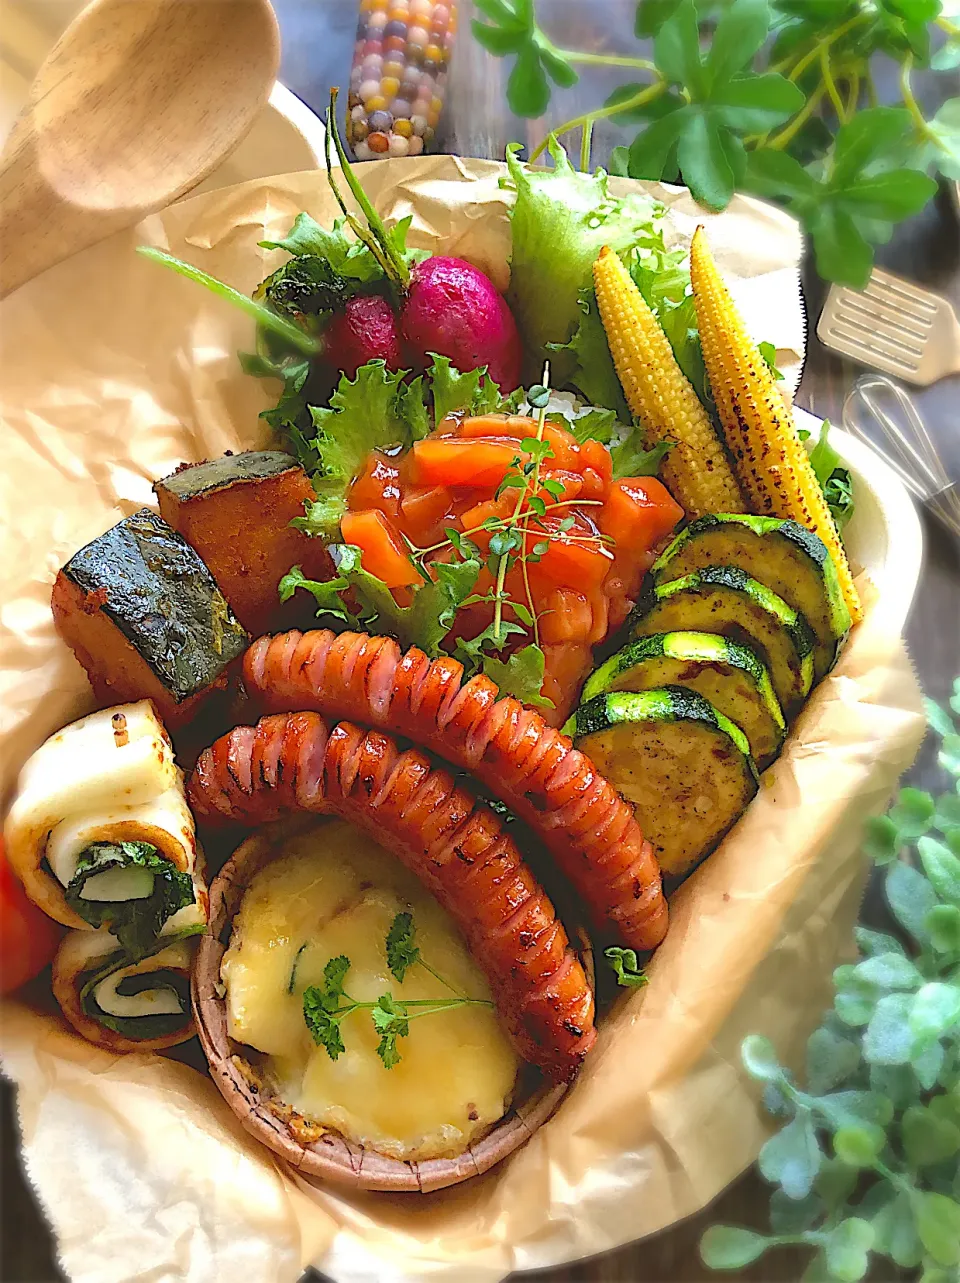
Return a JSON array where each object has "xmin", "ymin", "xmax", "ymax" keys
[
  {"xmin": 193, "ymin": 820, "xmax": 584, "ymax": 1193},
  {"xmin": 0, "ymin": 0, "xmax": 280, "ymax": 297}
]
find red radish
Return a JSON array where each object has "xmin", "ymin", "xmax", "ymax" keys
[
  {"xmin": 402, "ymin": 256, "xmax": 522, "ymax": 392},
  {"xmin": 325, "ymin": 91, "xmax": 524, "ymax": 391},
  {"xmin": 324, "ymin": 293, "xmax": 404, "ymax": 379}
]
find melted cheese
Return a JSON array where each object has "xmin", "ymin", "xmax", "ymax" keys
[{"xmin": 221, "ymin": 820, "xmax": 519, "ymax": 1161}]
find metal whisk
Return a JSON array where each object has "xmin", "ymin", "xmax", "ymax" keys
[{"xmin": 842, "ymin": 374, "xmax": 960, "ymax": 539}]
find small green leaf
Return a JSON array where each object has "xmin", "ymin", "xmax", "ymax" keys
[
  {"xmin": 924, "ymin": 98, "xmax": 960, "ymax": 180},
  {"xmin": 833, "ymin": 1125, "xmax": 884, "ymax": 1168},
  {"xmin": 926, "ymin": 699, "xmax": 956, "ymax": 738},
  {"xmin": 901, "ymin": 1104, "xmax": 960, "ymax": 1168},
  {"xmin": 886, "ymin": 860, "xmax": 937, "ymax": 947},
  {"xmin": 871, "ymin": 1191, "xmax": 924, "ymax": 1269},
  {"xmin": 385, "ymin": 912, "xmax": 419, "ymax": 983},
  {"xmin": 706, "ymin": 0, "xmax": 773, "ymax": 86},
  {"xmin": 806, "ymin": 1027, "xmax": 862, "ymax": 1093},
  {"xmin": 910, "ymin": 982, "xmax": 960, "ymax": 1047},
  {"xmin": 912, "ymin": 1041, "xmax": 945, "ymax": 1092},
  {"xmin": 810, "ymin": 205, "xmax": 873, "ymax": 290},
  {"xmin": 891, "ymin": 788, "xmax": 936, "ymax": 840},
  {"xmin": 742, "ymin": 1034, "xmax": 783, "ymax": 1082},
  {"xmin": 824, "ymin": 1218, "xmax": 874, "ymax": 1283},
  {"xmin": 656, "ymin": 0, "xmax": 707, "ymax": 96},
  {"xmin": 925, "ymin": 904, "xmax": 960, "ymax": 954},
  {"xmin": 856, "ymin": 925, "xmax": 905, "ymax": 957},
  {"xmin": 914, "ymin": 1190, "xmax": 960, "ymax": 1266},
  {"xmin": 862, "ymin": 992, "xmax": 914, "ymax": 1065},
  {"xmin": 482, "ymin": 644, "xmax": 553, "ymax": 707},
  {"xmin": 699, "ymin": 1225, "xmax": 772, "ymax": 1270},
  {"xmin": 759, "ymin": 1109, "xmax": 822, "ymax": 1198},
  {"xmin": 853, "ymin": 952, "xmax": 922, "ymax": 991},
  {"xmin": 677, "ymin": 110, "xmax": 743, "ymax": 210},
  {"xmin": 605, "ymin": 946, "xmax": 648, "ymax": 988},
  {"xmin": 863, "ymin": 815, "xmax": 900, "ymax": 865},
  {"xmin": 918, "ymin": 835, "xmax": 960, "ymax": 906}
]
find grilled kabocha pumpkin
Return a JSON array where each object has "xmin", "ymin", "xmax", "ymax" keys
[
  {"xmin": 155, "ymin": 451, "xmax": 333, "ymax": 637},
  {"xmin": 652, "ymin": 514, "xmax": 850, "ymax": 682},
  {"xmin": 581, "ymin": 631, "xmax": 785, "ymax": 770},
  {"xmin": 52, "ymin": 509, "xmax": 249, "ymax": 726},
  {"xmin": 629, "ymin": 565, "xmax": 816, "ymax": 721},
  {"xmin": 566, "ymin": 687, "xmax": 759, "ymax": 879}
]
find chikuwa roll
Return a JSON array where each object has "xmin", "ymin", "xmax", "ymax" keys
[
  {"xmin": 52, "ymin": 929, "xmax": 197, "ymax": 1052},
  {"xmin": 4, "ymin": 701, "xmax": 207, "ymax": 950}
]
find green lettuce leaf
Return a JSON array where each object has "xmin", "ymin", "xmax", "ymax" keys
[
  {"xmin": 481, "ymin": 643, "xmax": 554, "ymax": 707},
  {"xmin": 281, "ymin": 547, "xmax": 481, "ymax": 657},
  {"xmin": 504, "ymin": 137, "xmax": 666, "ymax": 383},
  {"xmin": 430, "ymin": 354, "xmax": 503, "ymax": 424}
]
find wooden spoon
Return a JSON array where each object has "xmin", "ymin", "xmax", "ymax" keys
[{"xmin": 0, "ymin": 0, "xmax": 280, "ymax": 299}]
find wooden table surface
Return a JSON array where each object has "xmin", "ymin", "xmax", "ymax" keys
[{"xmin": 2, "ymin": 2, "xmax": 958, "ymax": 1280}]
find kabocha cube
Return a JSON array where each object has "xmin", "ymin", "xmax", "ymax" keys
[
  {"xmin": 154, "ymin": 451, "xmax": 333, "ymax": 636},
  {"xmin": 52, "ymin": 509, "xmax": 249, "ymax": 727}
]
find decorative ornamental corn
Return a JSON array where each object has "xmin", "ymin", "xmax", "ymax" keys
[
  {"xmin": 593, "ymin": 245, "xmax": 745, "ymax": 520},
  {"xmin": 689, "ymin": 227, "xmax": 862, "ymax": 624}
]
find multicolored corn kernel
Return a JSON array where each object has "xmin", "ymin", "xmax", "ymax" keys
[{"xmin": 347, "ymin": 0, "xmax": 455, "ymax": 160}]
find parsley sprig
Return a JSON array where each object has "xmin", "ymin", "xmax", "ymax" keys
[
  {"xmin": 701, "ymin": 679, "xmax": 960, "ymax": 1281},
  {"xmin": 301, "ymin": 912, "xmax": 493, "ymax": 1069},
  {"xmin": 473, "ymin": 0, "xmax": 957, "ymax": 286}
]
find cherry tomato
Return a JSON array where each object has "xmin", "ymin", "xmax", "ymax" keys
[{"xmin": 0, "ymin": 841, "xmax": 63, "ymax": 995}]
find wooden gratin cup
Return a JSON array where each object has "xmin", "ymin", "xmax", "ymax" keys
[{"xmin": 192, "ymin": 819, "xmax": 581, "ymax": 1193}]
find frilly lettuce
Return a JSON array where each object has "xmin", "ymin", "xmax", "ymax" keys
[{"xmin": 504, "ymin": 136, "xmax": 665, "ymax": 384}]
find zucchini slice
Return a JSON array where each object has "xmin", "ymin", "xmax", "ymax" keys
[
  {"xmin": 581, "ymin": 631, "xmax": 786, "ymax": 769},
  {"xmin": 568, "ymin": 688, "xmax": 759, "ymax": 879},
  {"xmin": 653, "ymin": 514, "xmax": 850, "ymax": 681},
  {"xmin": 629, "ymin": 565, "xmax": 815, "ymax": 720}
]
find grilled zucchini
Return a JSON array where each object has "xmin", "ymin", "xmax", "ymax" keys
[
  {"xmin": 581, "ymin": 631, "xmax": 785, "ymax": 769},
  {"xmin": 629, "ymin": 565, "xmax": 815, "ymax": 720},
  {"xmin": 567, "ymin": 687, "xmax": 759, "ymax": 879},
  {"xmin": 653, "ymin": 513, "xmax": 850, "ymax": 681}
]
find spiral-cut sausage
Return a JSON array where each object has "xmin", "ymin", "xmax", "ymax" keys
[
  {"xmin": 242, "ymin": 631, "xmax": 668, "ymax": 951},
  {"xmin": 188, "ymin": 713, "xmax": 595, "ymax": 1083}
]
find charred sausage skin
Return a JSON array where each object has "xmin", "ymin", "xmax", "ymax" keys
[
  {"xmin": 188, "ymin": 712, "xmax": 596, "ymax": 1083},
  {"xmin": 242, "ymin": 630, "xmax": 668, "ymax": 951}
]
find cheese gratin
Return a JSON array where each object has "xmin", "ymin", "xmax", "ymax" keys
[{"xmin": 220, "ymin": 820, "xmax": 520, "ymax": 1161}]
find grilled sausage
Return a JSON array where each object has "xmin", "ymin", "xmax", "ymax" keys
[
  {"xmin": 188, "ymin": 712, "xmax": 596, "ymax": 1083},
  {"xmin": 242, "ymin": 631, "xmax": 668, "ymax": 951}
]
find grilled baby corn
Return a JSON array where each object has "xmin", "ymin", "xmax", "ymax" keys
[
  {"xmin": 593, "ymin": 245, "xmax": 745, "ymax": 520},
  {"xmin": 689, "ymin": 228, "xmax": 862, "ymax": 624}
]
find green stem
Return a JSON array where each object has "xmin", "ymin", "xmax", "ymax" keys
[
  {"xmin": 786, "ymin": 13, "xmax": 869, "ymax": 85},
  {"xmin": 555, "ymin": 49, "xmax": 659, "ymax": 72},
  {"xmin": 820, "ymin": 45, "xmax": 846, "ymax": 122},
  {"xmin": 899, "ymin": 56, "xmax": 936, "ymax": 142},
  {"xmin": 326, "ymin": 87, "xmax": 409, "ymax": 290},
  {"xmin": 580, "ymin": 118, "xmax": 594, "ymax": 173},
  {"xmin": 866, "ymin": 66, "xmax": 878, "ymax": 108},
  {"xmin": 766, "ymin": 84, "xmax": 827, "ymax": 151},
  {"xmin": 938, "ymin": 16, "xmax": 960, "ymax": 36},
  {"xmin": 844, "ymin": 70, "xmax": 861, "ymax": 121},
  {"xmin": 135, "ymin": 248, "xmax": 321, "ymax": 355},
  {"xmin": 528, "ymin": 80, "xmax": 666, "ymax": 164},
  {"xmin": 418, "ymin": 958, "xmax": 462, "ymax": 996}
]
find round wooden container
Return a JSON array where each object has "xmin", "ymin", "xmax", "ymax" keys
[{"xmin": 192, "ymin": 819, "xmax": 580, "ymax": 1193}]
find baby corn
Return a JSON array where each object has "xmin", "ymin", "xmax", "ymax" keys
[
  {"xmin": 593, "ymin": 245, "xmax": 745, "ymax": 520},
  {"xmin": 689, "ymin": 227, "xmax": 862, "ymax": 623}
]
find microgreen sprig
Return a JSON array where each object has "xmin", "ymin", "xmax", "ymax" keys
[
  {"xmin": 701, "ymin": 680, "xmax": 960, "ymax": 1282},
  {"xmin": 301, "ymin": 912, "xmax": 492, "ymax": 1069}
]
